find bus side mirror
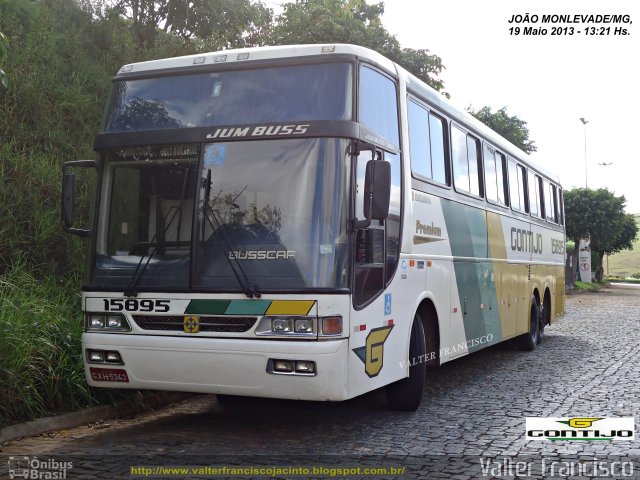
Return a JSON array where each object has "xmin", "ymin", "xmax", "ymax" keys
[
  {"xmin": 364, "ymin": 159, "xmax": 391, "ymax": 221},
  {"xmin": 62, "ymin": 159, "xmax": 96, "ymax": 237}
]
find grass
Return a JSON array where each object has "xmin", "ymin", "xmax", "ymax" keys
[
  {"xmin": 0, "ymin": 262, "xmax": 87, "ymax": 426},
  {"xmin": 573, "ymin": 280, "xmax": 608, "ymax": 292},
  {"xmin": 606, "ymin": 214, "xmax": 640, "ymax": 278},
  {"xmin": 0, "ymin": 262, "xmax": 153, "ymax": 428},
  {"xmin": 0, "ymin": 0, "xmax": 197, "ymax": 428}
]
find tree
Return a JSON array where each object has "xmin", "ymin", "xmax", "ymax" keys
[
  {"xmin": 270, "ymin": 0, "xmax": 447, "ymax": 93},
  {"xmin": 0, "ymin": 31, "xmax": 8, "ymax": 89},
  {"xmin": 467, "ymin": 106, "xmax": 537, "ymax": 154},
  {"xmin": 110, "ymin": 0, "xmax": 272, "ymax": 48},
  {"xmin": 564, "ymin": 188, "xmax": 638, "ymax": 277}
]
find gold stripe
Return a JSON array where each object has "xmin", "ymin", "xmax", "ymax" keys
[{"xmin": 265, "ymin": 300, "xmax": 316, "ymax": 315}]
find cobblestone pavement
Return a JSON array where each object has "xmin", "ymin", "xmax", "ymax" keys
[{"xmin": 2, "ymin": 285, "xmax": 639, "ymax": 479}]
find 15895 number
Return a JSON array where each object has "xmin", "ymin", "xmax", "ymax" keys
[{"xmin": 103, "ymin": 298, "xmax": 170, "ymax": 312}]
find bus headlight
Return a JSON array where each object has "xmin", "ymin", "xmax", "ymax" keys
[
  {"xmin": 255, "ymin": 316, "xmax": 316, "ymax": 337},
  {"xmin": 85, "ymin": 313, "xmax": 131, "ymax": 332},
  {"xmin": 294, "ymin": 318, "xmax": 314, "ymax": 333},
  {"xmin": 272, "ymin": 318, "xmax": 292, "ymax": 333}
]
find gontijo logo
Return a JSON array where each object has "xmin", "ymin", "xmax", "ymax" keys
[
  {"xmin": 352, "ymin": 325, "xmax": 394, "ymax": 377},
  {"xmin": 526, "ymin": 417, "xmax": 634, "ymax": 441}
]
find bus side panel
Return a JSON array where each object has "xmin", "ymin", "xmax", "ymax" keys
[
  {"xmin": 441, "ymin": 201, "xmax": 503, "ymax": 354},
  {"xmin": 346, "ymin": 265, "xmax": 425, "ymax": 399},
  {"xmin": 486, "ymin": 211, "xmax": 518, "ymax": 339},
  {"xmin": 554, "ymin": 264, "xmax": 565, "ymax": 318}
]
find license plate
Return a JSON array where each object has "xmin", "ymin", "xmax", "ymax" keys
[{"xmin": 90, "ymin": 367, "xmax": 129, "ymax": 383}]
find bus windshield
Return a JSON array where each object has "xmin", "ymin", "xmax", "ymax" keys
[
  {"xmin": 103, "ymin": 63, "xmax": 352, "ymax": 132},
  {"xmin": 91, "ymin": 138, "xmax": 351, "ymax": 292}
]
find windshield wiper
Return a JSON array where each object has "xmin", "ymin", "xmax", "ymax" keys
[
  {"xmin": 202, "ymin": 169, "xmax": 261, "ymax": 299},
  {"xmin": 124, "ymin": 207, "xmax": 180, "ymax": 297}
]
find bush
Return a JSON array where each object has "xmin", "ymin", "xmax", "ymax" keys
[{"xmin": 0, "ymin": 0, "xmax": 196, "ymax": 426}]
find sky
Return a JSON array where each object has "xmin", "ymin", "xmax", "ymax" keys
[
  {"xmin": 379, "ymin": 0, "xmax": 640, "ymax": 213},
  {"xmin": 267, "ymin": 0, "xmax": 640, "ymax": 213},
  {"xmin": 264, "ymin": 0, "xmax": 640, "ymax": 213}
]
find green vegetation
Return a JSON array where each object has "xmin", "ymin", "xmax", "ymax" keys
[
  {"xmin": 0, "ymin": 0, "xmax": 141, "ymax": 428},
  {"xmin": 573, "ymin": 280, "xmax": 609, "ymax": 292},
  {"xmin": 467, "ymin": 106, "xmax": 537, "ymax": 153},
  {"xmin": 564, "ymin": 189, "xmax": 638, "ymax": 279},
  {"xmin": 606, "ymin": 214, "xmax": 640, "ymax": 278}
]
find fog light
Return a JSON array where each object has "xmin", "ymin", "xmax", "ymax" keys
[
  {"xmin": 89, "ymin": 315, "xmax": 105, "ymax": 328},
  {"xmin": 272, "ymin": 318, "xmax": 292, "ymax": 333},
  {"xmin": 295, "ymin": 361, "xmax": 315, "ymax": 374},
  {"xmin": 105, "ymin": 351, "xmax": 122, "ymax": 363},
  {"xmin": 294, "ymin": 318, "xmax": 314, "ymax": 333},
  {"xmin": 321, "ymin": 316, "xmax": 342, "ymax": 335},
  {"xmin": 273, "ymin": 359, "xmax": 294, "ymax": 372},
  {"xmin": 88, "ymin": 350, "xmax": 105, "ymax": 363}
]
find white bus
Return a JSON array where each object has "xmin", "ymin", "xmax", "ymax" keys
[{"xmin": 63, "ymin": 44, "xmax": 565, "ymax": 411}]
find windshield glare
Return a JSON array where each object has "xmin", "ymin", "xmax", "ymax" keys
[
  {"xmin": 197, "ymin": 138, "xmax": 349, "ymax": 290},
  {"xmin": 91, "ymin": 139, "xmax": 350, "ymax": 292},
  {"xmin": 104, "ymin": 63, "xmax": 352, "ymax": 132}
]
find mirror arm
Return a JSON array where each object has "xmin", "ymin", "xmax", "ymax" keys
[{"xmin": 350, "ymin": 140, "xmax": 377, "ymax": 160}]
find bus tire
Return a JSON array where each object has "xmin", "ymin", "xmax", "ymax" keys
[
  {"xmin": 538, "ymin": 294, "xmax": 550, "ymax": 344},
  {"xmin": 386, "ymin": 314, "xmax": 426, "ymax": 411},
  {"xmin": 519, "ymin": 297, "xmax": 540, "ymax": 351}
]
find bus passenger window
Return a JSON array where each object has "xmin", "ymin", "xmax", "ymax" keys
[
  {"xmin": 408, "ymin": 98, "xmax": 448, "ymax": 185},
  {"xmin": 529, "ymin": 172, "xmax": 542, "ymax": 217},
  {"xmin": 467, "ymin": 137, "xmax": 480, "ymax": 196},
  {"xmin": 496, "ymin": 152, "xmax": 507, "ymax": 205},
  {"xmin": 547, "ymin": 183, "xmax": 558, "ymax": 223},
  {"xmin": 452, "ymin": 126, "xmax": 481, "ymax": 196},
  {"xmin": 408, "ymin": 100, "xmax": 431, "ymax": 180},
  {"xmin": 429, "ymin": 114, "xmax": 447, "ymax": 184},
  {"xmin": 483, "ymin": 145, "xmax": 498, "ymax": 202},
  {"xmin": 508, "ymin": 159, "xmax": 527, "ymax": 212},
  {"xmin": 452, "ymin": 126, "xmax": 469, "ymax": 192}
]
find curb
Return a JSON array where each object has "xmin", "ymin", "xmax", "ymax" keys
[{"xmin": 0, "ymin": 392, "xmax": 194, "ymax": 445}]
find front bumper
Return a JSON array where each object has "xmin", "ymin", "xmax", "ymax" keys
[{"xmin": 82, "ymin": 333, "xmax": 349, "ymax": 401}]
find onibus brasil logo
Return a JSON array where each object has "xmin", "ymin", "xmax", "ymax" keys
[{"xmin": 526, "ymin": 417, "xmax": 635, "ymax": 441}]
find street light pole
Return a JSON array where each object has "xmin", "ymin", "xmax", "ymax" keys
[{"xmin": 580, "ymin": 117, "xmax": 589, "ymax": 188}]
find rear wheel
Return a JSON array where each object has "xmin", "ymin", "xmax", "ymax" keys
[
  {"xmin": 538, "ymin": 294, "xmax": 551, "ymax": 344},
  {"xmin": 519, "ymin": 297, "xmax": 540, "ymax": 351},
  {"xmin": 386, "ymin": 314, "xmax": 426, "ymax": 411}
]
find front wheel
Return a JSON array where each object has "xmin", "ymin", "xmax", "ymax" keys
[
  {"xmin": 519, "ymin": 297, "xmax": 540, "ymax": 351},
  {"xmin": 386, "ymin": 315, "xmax": 426, "ymax": 411}
]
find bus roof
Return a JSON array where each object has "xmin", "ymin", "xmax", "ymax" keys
[
  {"xmin": 116, "ymin": 43, "xmax": 396, "ymax": 77},
  {"xmin": 116, "ymin": 43, "xmax": 560, "ymax": 185}
]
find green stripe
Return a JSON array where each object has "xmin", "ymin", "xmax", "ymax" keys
[
  {"xmin": 185, "ymin": 300, "xmax": 230, "ymax": 315},
  {"xmin": 225, "ymin": 299, "xmax": 272, "ymax": 315},
  {"xmin": 442, "ymin": 200, "xmax": 502, "ymax": 350}
]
